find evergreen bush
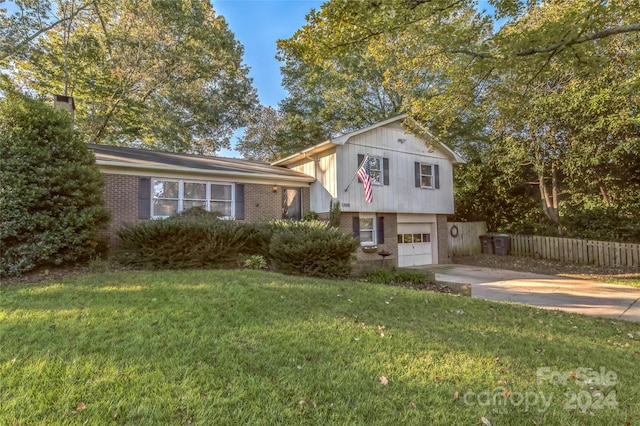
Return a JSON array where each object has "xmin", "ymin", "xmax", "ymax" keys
[
  {"xmin": 0, "ymin": 90, "xmax": 109, "ymax": 277},
  {"xmin": 116, "ymin": 218, "xmax": 249, "ymax": 269},
  {"xmin": 268, "ymin": 220, "xmax": 359, "ymax": 278}
]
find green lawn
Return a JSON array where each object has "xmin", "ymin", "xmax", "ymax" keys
[{"xmin": 1, "ymin": 270, "xmax": 639, "ymax": 425}]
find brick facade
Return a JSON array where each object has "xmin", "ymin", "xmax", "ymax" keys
[
  {"xmin": 100, "ymin": 174, "xmax": 311, "ymax": 247},
  {"xmin": 340, "ymin": 212, "xmax": 399, "ymax": 269},
  {"xmin": 436, "ymin": 214, "xmax": 449, "ymax": 263},
  {"xmin": 101, "ymin": 173, "xmax": 141, "ymax": 247}
]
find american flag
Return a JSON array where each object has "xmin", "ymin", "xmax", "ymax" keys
[{"xmin": 356, "ymin": 157, "xmax": 373, "ymax": 203}]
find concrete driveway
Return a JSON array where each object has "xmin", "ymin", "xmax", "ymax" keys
[{"xmin": 427, "ymin": 265, "xmax": 640, "ymax": 323}]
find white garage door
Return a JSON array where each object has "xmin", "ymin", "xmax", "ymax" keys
[{"xmin": 397, "ymin": 223, "xmax": 433, "ymax": 267}]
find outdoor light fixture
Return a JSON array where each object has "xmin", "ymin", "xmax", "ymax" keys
[{"xmin": 272, "ymin": 184, "xmax": 278, "ymax": 193}]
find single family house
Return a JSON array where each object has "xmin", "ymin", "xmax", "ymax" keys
[
  {"xmin": 272, "ymin": 115, "xmax": 464, "ymax": 268},
  {"xmin": 91, "ymin": 115, "xmax": 463, "ymax": 267}
]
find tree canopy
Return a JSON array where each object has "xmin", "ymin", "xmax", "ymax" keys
[
  {"xmin": 265, "ymin": 0, "xmax": 639, "ymax": 240},
  {"xmin": 2, "ymin": 0, "xmax": 258, "ymax": 154}
]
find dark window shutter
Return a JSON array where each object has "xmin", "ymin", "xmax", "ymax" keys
[
  {"xmin": 357, "ymin": 154, "xmax": 364, "ymax": 183},
  {"xmin": 377, "ymin": 216, "xmax": 385, "ymax": 244},
  {"xmin": 138, "ymin": 177, "xmax": 151, "ymax": 219},
  {"xmin": 235, "ymin": 184, "xmax": 245, "ymax": 220},
  {"xmin": 414, "ymin": 162, "xmax": 421, "ymax": 187},
  {"xmin": 383, "ymin": 158, "xmax": 389, "ymax": 185},
  {"xmin": 434, "ymin": 165, "xmax": 440, "ymax": 189},
  {"xmin": 352, "ymin": 216, "xmax": 360, "ymax": 238}
]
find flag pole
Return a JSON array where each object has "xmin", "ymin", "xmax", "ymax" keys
[{"xmin": 344, "ymin": 153, "xmax": 369, "ymax": 192}]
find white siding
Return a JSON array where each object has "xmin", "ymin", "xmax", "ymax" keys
[
  {"xmin": 336, "ymin": 126, "xmax": 455, "ymax": 215},
  {"xmin": 290, "ymin": 149, "xmax": 337, "ymax": 213}
]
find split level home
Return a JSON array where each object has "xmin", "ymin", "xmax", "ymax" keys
[{"xmin": 90, "ymin": 115, "xmax": 463, "ymax": 268}]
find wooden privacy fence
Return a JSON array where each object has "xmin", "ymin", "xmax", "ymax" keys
[
  {"xmin": 448, "ymin": 222, "xmax": 487, "ymax": 256},
  {"xmin": 509, "ymin": 234, "xmax": 640, "ymax": 269}
]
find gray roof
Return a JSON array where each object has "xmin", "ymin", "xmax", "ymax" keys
[{"xmin": 89, "ymin": 144, "xmax": 314, "ymax": 181}]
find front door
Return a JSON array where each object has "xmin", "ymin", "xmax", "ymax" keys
[{"xmin": 282, "ymin": 188, "xmax": 301, "ymax": 220}]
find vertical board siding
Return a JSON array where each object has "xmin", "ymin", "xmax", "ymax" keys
[
  {"xmin": 508, "ymin": 234, "xmax": 639, "ymax": 269},
  {"xmin": 447, "ymin": 222, "xmax": 487, "ymax": 256}
]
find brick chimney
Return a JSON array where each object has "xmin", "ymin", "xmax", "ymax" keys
[{"xmin": 53, "ymin": 94, "xmax": 75, "ymax": 122}]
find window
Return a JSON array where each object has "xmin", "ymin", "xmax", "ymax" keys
[
  {"xmin": 420, "ymin": 163, "xmax": 433, "ymax": 188},
  {"xmin": 358, "ymin": 155, "xmax": 389, "ymax": 186},
  {"xmin": 414, "ymin": 162, "xmax": 439, "ymax": 189},
  {"xmin": 368, "ymin": 156, "xmax": 383, "ymax": 185},
  {"xmin": 282, "ymin": 188, "xmax": 301, "ymax": 220},
  {"xmin": 359, "ymin": 215, "xmax": 376, "ymax": 246},
  {"xmin": 397, "ymin": 233, "xmax": 431, "ymax": 244},
  {"xmin": 152, "ymin": 179, "xmax": 233, "ymax": 218},
  {"xmin": 153, "ymin": 180, "xmax": 179, "ymax": 217}
]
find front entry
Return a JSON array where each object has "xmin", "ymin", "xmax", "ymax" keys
[{"xmin": 397, "ymin": 223, "xmax": 433, "ymax": 267}]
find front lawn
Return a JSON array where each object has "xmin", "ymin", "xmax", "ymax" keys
[{"xmin": 1, "ymin": 270, "xmax": 639, "ymax": 425}]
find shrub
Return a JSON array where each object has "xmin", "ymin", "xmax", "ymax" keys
[
  {"xmin": 0, "ymin": 90, "xmax": 109, "ymax": 277},
  {"xmin": 170, "ymin": 206, "xmax": 223, "ymax": 220},
  {"xmin": 237, "ymin": 221, "xmax": 274, "ymax": 258},
  {"xmin": 268, "ymin": 220, "xmax": 359, "ymax": 278},
  {"xmin": 366, "ymin": 269, "xmax": 431, "ymax": 286},
  {"xmin": 243, "ymin": 255, "xmax": 267, "ymax": 270},
  {"xmin": 302, "ymin": 210, "xmax": 319, "ymax": 221},
  {"xmin": 116, "ymin": 218, "xmax": 250, "ymax": 269},
  {"xmin": 561, "ymin": 206, "xmax": 640, "ymax": 243},
  {"xmin": 329, "ymin": 200, "xmax": 341, "ymax": 228}
]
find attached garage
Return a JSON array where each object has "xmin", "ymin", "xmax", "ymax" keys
[{"xmin": 396, "ymin": 215, "xmax": 438, "ymax": 267}]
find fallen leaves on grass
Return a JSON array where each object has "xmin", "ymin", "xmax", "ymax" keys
[{"xmin": 71, "ymin": 402, "xmax": 86, "ymax": 415}]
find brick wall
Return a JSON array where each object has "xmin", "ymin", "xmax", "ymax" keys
[
  {"xmin": 340, "ymin": 212, "xmax": 399, "ymax": 268},
  {"xmin": 101, "ymin": 173, "xmax": 141, "ymax": 247},
  {"xmin": 243, "ymin": 184, "xmax": 310, "ymax": 222},
  {"xmin": 100, "ymin": 175, "xmax": 311, "ymax": 247},
  {"xmin": 436, "ymin": 214, "xmax": 449, "ymax": 264},
  {"xmin": 244, "ymin": 183, "xmax": 281, "ymax": 222}
]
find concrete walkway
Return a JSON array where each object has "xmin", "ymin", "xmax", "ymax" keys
[{"xmin": 427, "ymin": 265, "xmax": 640, "ymax": 323}]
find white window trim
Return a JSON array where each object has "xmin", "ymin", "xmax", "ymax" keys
[
  {"xmin": 359, "ymin": 214, "xmax": 377, "ymax": 246},
  {"xmin": 368, "ymin": 156, "xmax": 383, "ymax": 186},
  {"xmin": 151, "ymin": 179, "xmax": 235, "ymax": 219},
  {"xmin": 419, "ymin": 163, "xmax": 434, "ymax": 189}
]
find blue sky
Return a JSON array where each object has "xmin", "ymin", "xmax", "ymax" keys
[
  {"xmin": 213, "ymin": 0, "xmax": 324, "ymax": 108},
  {"xmin": 212, "ymin": 0, "xmax": 324, "ymax": 157}
]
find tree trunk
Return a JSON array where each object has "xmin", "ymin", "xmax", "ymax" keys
[{"xmin": 538, "ymin": 166, "xmax": 561, "ymax": 234}]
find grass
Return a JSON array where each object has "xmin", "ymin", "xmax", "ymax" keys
[{"xmin": 1, "ymin": 270, "xmax": 639, "ymax": 425}]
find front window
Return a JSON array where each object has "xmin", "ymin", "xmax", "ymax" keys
[
  {"xmin": 152, "ymin": 179, "xmax": 233, "ymax": 218},
  {"xmin": 368, "ymin": 156, "xmax": 383, "ymax": 185},
  {"xmin": 153, "ymin": 180, "xmax": 179, "ymax": 216},
  {"xmin": 359, "ymin": 215, "xmax": 376, "ymax": 246},
  {"xmin": 420, "ymin": 163, "xmax": 433, "ymax": 188},
  {"xmin": 211, "ymin": 184, "xmax": 233, "ymax": 217},
  {"xmin": 183, "ymin": 182, "xmax": 207, "ymax": 210}
]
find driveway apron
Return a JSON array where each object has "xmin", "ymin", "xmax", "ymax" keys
[{"xmin": 427, "ymin": 265, "xmax": 640, "ymax": 322}]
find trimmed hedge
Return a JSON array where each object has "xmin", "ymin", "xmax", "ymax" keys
[
  {"xmin": 269, "ymin": 220, "xmax": 359, "ymax": 278},
  {"xmin": 116, "ymin": 217, "xmax": 250, "ymax": 269},
  {"xmin": 115, "ymin": 218, "xmax": 359, "ymax": 277}
]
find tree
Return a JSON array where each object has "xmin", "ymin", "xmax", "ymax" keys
[
  {"xmin": 3, "ymin": 0, "xmax": 258, "ymax": 154},
  {"xmin": 272, "ymin": 0, "xmax": 640, "ymax": 239},
  {"xmin": 0, "ymin": 87, "xmax": 110, "ymax": 277}
]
